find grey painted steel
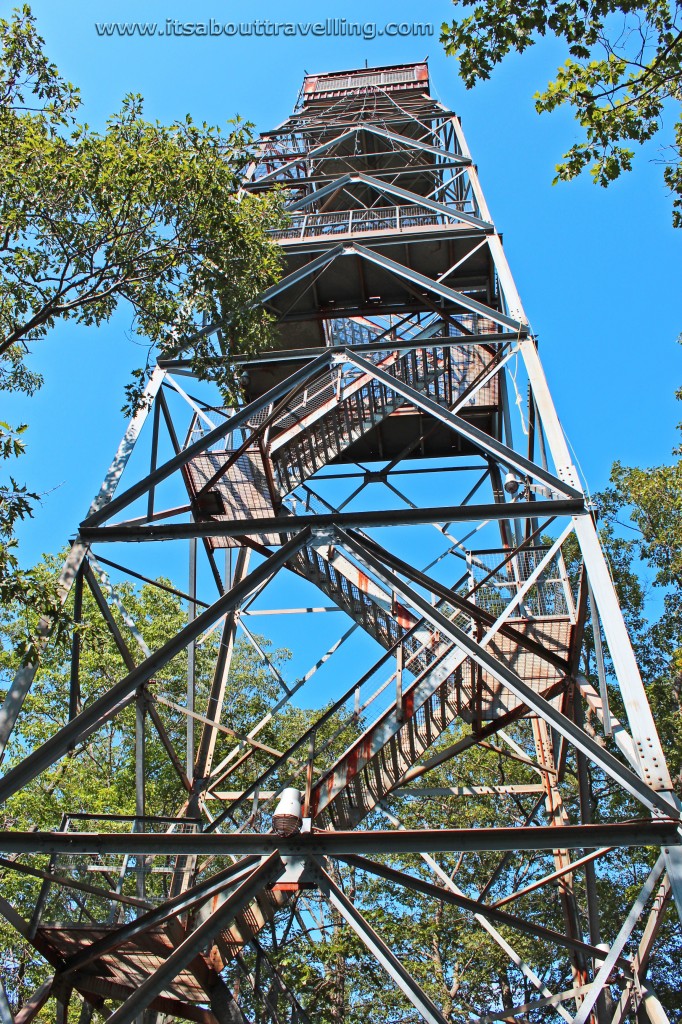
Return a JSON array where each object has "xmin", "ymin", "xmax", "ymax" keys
[
  {"xmin": 587, "ymin": 581, "xmax": 612, "ymax": 735},
  {"xmin": 260, "ymin": 240, "xmax": 521, "ymax": 330},
  {"xmin": 573, "ymin": 513, "xmax": 676, "ymax": 792},
  {"xmin": 79, "ymin": 499, "xmax": 585, "ymax": 543},
  {"xmin": 508, "ymin": 312, "xmax": 682, "ymax": 918},
  {"xmin": 3, "ymin": 64, "xmax": 679, "ymax": 1024},
  {"xmin": 258, "ymin": 245, "xmax": 345, "ymax": 304},
  {"xmin": 0, "ymin": 531, "xmax": 311, "ymax": 804},
  {"xmin": 194, "ymin": 548, "xmax": 251, "ymax": 784},
  {"xmin": 573, "ymin": 514, "xmax": 682, "ymax": 918},
  {"xmin": 475, "ymin": 986, "xmax": 592, "ymax": 1024},
  {"xmin": 0, "ymin": 982, "xmax": 13, "ymax": 1024},
  {"xmin": 287, "ymin": 171, "xmax": 493, "ymax": 229},
  {"xmin": 103, "ymin": 852, "xmax": 284, "ymax": 1024},
  {"xmin": 310, "ymin": 530, "xmax": 573, "ymax": 823},
  {"xmin": 0, "ymin": 822, "xmax": 677, "ymax": 857},
  {"xmin": 81, "ymin": 353, "xmax": 332, "ymax": 529},
  {"xmin": 0, "ymin": 366, "xmax": 166, "ymax": 756},
  {"xmin": 339, "ymin": 529, "xmax": 682, "ymax": 822},
  {"xmin": 158, "ymin": 332, "xmax": 523, "ymax": 372},
  {"xmin": 312, "ymin": 859, "xmax": 450, "ymax": 1024},
  {"xmin": 609, "ymin": 876, "xmax": 672, "ymax": 1024},
  {"xmin": 351, "ymin": 243, "xmax": 523, "ymax": 331},
  {"xmin": 355, "ymin": 528, "xmax": 572, "ymax": 673},
  {"xmin": 187, "ymin": 535, "xmax": 197, "ymax": 776},
  {"xmin": 338, "ymin": 854, "xmax": 628, "ymax": 969},
  {"xmin": 255, "ymin": 123, "xmax": 471, "ymax": 186},
  {"xmin": 572, "ymin": 855, "xmax": 666, "ymax": 1024},
  {"xmin": 360, "ymin": 123, "xmax": 472, "ymax": 163},
  {"xmin": 379, "ymin": 804, "xmax": 573, "ymax": 1024},
  {"xmin": 575, "ymin": 676, "xmax": 638, "ymax": 772},
  {"xmin": 345, "ymin": 350, "xmax": 583, "ymax": 499}
]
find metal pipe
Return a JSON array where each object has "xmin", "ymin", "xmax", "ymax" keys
[{"xmin": 312, "ymin": 858, "xmax": 450, "ymax": 1024}]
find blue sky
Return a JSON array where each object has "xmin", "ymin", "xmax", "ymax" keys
[{"xmin": 5, "ymin": 0, "xmax": 682, "ymax": 572}]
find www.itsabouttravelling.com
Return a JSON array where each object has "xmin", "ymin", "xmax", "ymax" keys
[{"xmin": 94, "ymin": 19, "xmax": 435, "ymax": 40}]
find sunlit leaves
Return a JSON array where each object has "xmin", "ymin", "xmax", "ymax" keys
[
  {"xmin": 0, "ymin": 5, "xmax": 285, "ymax": 406},
  {"xmin": 441, "ymin": 0, "xmax": 682, "ymax": 221}
]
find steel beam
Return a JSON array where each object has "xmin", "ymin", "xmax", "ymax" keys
[
  {"xmin": 0, "ymin": 982, "xmax": 13, "ymax": 1024},
  {"xmin": 159, "ymin": 332, "xmax": 521, "ymax": 372},
  {"xmin": 503, "ymin": 303, "xmax": 682, "ymax": 916},
  {"xmin": 339, "ymin": 528, "xmax": 681, "ymax": 823},
  {"xmin": 4, "ymin": 64, "xmax": 679, "ymax": 1024},
  {"xmin": 379, "ymin": 804, "xmax": 573, "ymax": 1023},
  {"xmin": 254, "ymin": 124, "xmax": 470, "ymax": 186},
  {"xmin": 351, "ymin": 242, "xmax": 522, "ymax": 331},
  {"xmin": 194, "ymin": 548, "xmax": 251, "ymax": 785},
  {"xmin": 79, "ymin": 499, "xmax": 584, "ymax": 543},
  {"xmin": 609, "ymin": 875, "xmax": 672, "ymax": 1024},
  {"xmin": 0, "ymin": 854, "xmax": 151, "ymax": 911},
  {"xmin": 103, "ymin": 852, "xmax": 284, "ymax": 1024},
  {"xmin": 13, "ymin": 981, "xmax": 53, "ymax": 1024},
  {"xmin": 0, "ymin": 366, "xmax": 166, "ymax": 756},
  {"xmin": 337, "ymin": 854, "xmax": 628, "ymax": 969},
  {"xmin": 0, "ymin": 531, "xmax": 311, "ymax": 804},
  {"xmin": 345, "ymin": 349, "xmax": 582, "ymax": 498},
  {"xmin": 572, "ymin": 855, "xmax": 666, "ymax": 1024},
  {"xmin": 0, "ymin": 822, "xmax": 677, "ymax": 857},
  {"xmin": 80, "ymin": 354, "xmax": 331, "ymax": 529},
  {"xmin": 59, "ymin": 856, "xmax": 261, "ymax": 979},
  {"xmin": 287, "ymin": 171, "xmax": 492, "ymax": 229},
  {"xmin": 258, "ymin": 246, "xmax": 345, "ymax": 304},
  {"xmin": 312, "ymin": 858, "xmax": 450, "ymax": 1024}
]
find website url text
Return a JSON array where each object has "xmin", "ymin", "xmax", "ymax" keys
[{"xmin": 94, "ymin": 19, "xmax": 435, "ymax": 41}]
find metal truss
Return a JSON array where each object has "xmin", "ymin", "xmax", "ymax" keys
[{"xmin": 0, "ymin": 60, "xmax": 680, "ymax": 1024}]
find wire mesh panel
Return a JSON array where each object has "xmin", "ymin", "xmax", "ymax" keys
[
  {"xmin": 467, "ymin": 547, "xmax": 574, "ymax": 621},
  {"xmin": 185, "ymin": 449, "xmax": 281, "ymax": 549}
]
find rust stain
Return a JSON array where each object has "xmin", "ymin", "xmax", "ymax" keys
[
  {"xmin": 394, "ymin": 601, "xmax": 416, "ymax": 630},
  {"xmin": 357, "ymin": 570, "xmax": 372, "ymax": 593}
]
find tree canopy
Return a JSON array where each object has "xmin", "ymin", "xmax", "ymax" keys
[
  {"xmin": 0, "ymin": 3, "xmax": 284, "ymax": 622},
  {"xmin": 441, "ymin": 0, "xmax": 682, "ymax": 224},
  {"xmin": 0, "ymin": 4, "xmax": 284, "ymax": 408}
]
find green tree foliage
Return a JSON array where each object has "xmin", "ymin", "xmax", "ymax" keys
[
  {"xmin": 1, "ymin": 526, "xmax": 682, "ymax": 1021},
  {"xmin": 248, "ymin": 736, "xmax": 574, "ymax": 1024},
  {"xmin": 441, "ymin": 0, "xmax": 682, "ymax": 224},
  {"xmin": 0, "ymin": 4, "xmax": 284, "ymax": 635},
  {"xmin": 240, "ymin": 719, "xmax": 682, "ymax": 1022},
  {"xmin": 242, "ymin": 389, "xmax": 682, "ymax": 1022},
  {"xmin": 0, "ymin": 5, "xmax": 284, "ymax": 402},
  {"xmin": 0, "ymin": 555, "xmax": 294, "ymax": 1010},
  {"xmin": 0, "ymin": 423, "xmax": 68, "ymax": 659},
  {"xmin": 597, "ymin": 389, "xmax": 682, "ymax": 790}
]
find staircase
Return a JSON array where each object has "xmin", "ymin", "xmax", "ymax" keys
[
  {"xmin": 269, "ymin": 344, "xmax": 482, "ymax": 494},
  {"xmin": 182, "ymin": 341, "xmax": 572, "ymax": 835},
  {"xmin": 294, "ymin": 533, "xmax": 571, "ymax": 829},
  {"xmin": 184, "ymin": 341, "xmax": 498, "ymax": 539}
]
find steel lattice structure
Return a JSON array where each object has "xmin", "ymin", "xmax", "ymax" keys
[{"xmin": 0, "ymin": 62, "xmax": 680, "ymax": 1024}]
